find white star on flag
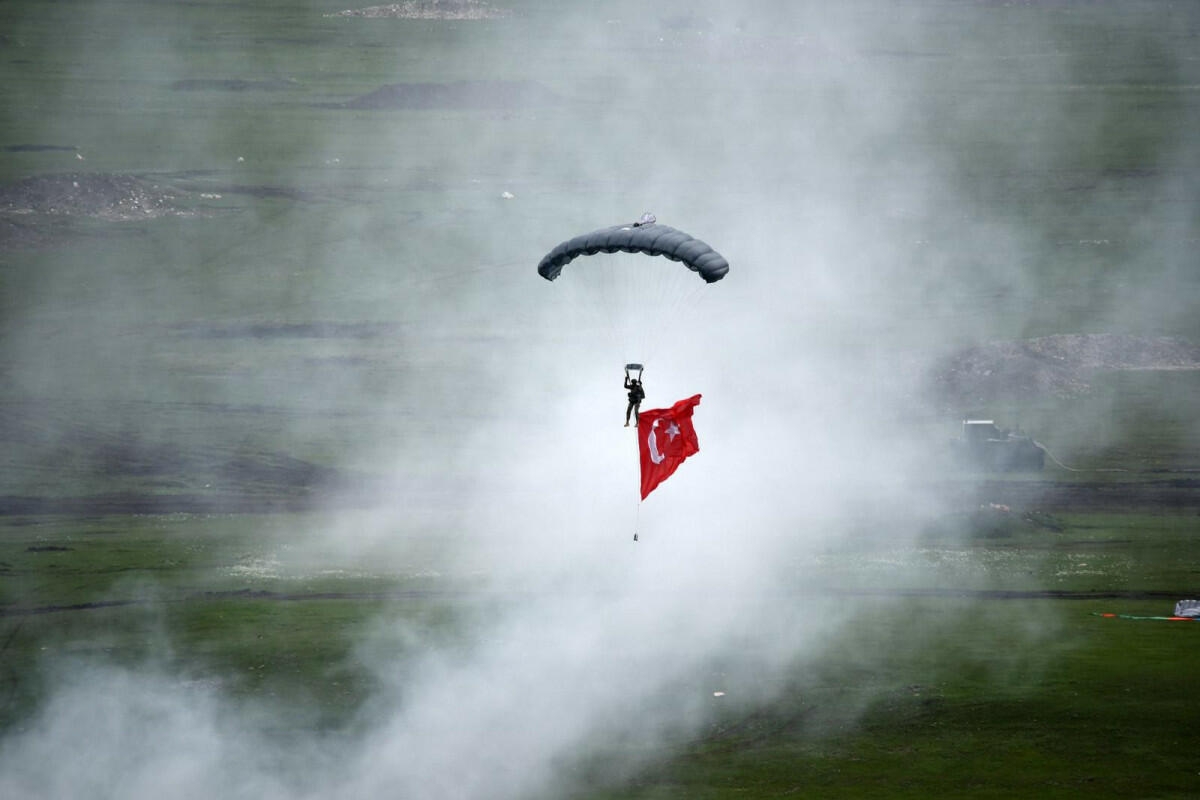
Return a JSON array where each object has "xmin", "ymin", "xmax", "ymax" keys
[{"xmin": 665, "ymin": 422, "xmax": 680, "ymax": 440}]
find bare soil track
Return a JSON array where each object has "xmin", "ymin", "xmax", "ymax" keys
[
  {"xmin": 962, "ymin": 478, "xmax": 1200, "ymax": 513},
  {"xmin": 930, "ymin": 333, "xmax": 1200, "ymax": 405},
  {"xmin": 2, "ymin": 476, "xmax": 1195, "ymax": 518},
  {"xmin": 1, "ymin": 587, "xmax": 1189, "ymax": 619},
  {"xmin": 325, "ymin": 1, "xmax": 509, "ymax": 19}
]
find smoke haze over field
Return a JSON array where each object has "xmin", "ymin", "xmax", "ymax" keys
[{"xmin": 2, "ymin": 0, "xmax": 1198, "ymax": 797}]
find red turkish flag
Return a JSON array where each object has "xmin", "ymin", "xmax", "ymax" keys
[{"xmin": 637, "ymin": 394, "xmax": 702, "ymax": 500}]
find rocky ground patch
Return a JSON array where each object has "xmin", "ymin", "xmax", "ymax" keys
[
  {"xmin": 0, "ymin": 173, "xmax": 190, "ymax": 222},
  {"xmin": 0, "ymin": 171, "xmax": 324, "ymax": 250},
  {"xmin": 930, "ymin": 333, "xmax": 1200, "ymax": 405}
]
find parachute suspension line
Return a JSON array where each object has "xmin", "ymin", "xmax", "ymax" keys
[
  {"xmin": 658, "ymin": 280, "xmax": 707, "ymax": 334},
  {"xmin": 596, "ymin": 252, "xmax": 620, "ymax": 340},
  {"xmin": 583, "ymin": 255, "xmax": 688, "ymax": 373},
  {"xmin": 646, "ymin": 260, "xmax": 704, "ymax": 357},
  {"xmin": 632, "ymin": 275, "xmax": 709, "ymax": 374}
]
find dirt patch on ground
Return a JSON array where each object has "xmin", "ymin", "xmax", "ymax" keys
[
  {"xmin": 0, "ymin": 492, "xmax": 338, "ymax": 516},
  {"xmin": 325, "ymin": 1, "xmax": 510, "ymax": 19},
  {"xmin": 330, "ymin": 79, "xmax": 558, "ymax": 110},
  {"xmin": 166, "ymin": 321, "xmax": 406, "ymax": 340},
  {"xmin": 170, "ymin": 78, "xmax": 299, "ymax": 92},
  {"xmin": 3, "ymin": 144, "xmax": 78, "ymax": 153},
  {"xmin": 0, "ymin": 399, "xmax": 386, "ymax": 513},
  {"xmin": 930, "ymin": 333, "xmax": 1200, "ymax": 405},
  {"xmin": 0, "ymin": 216, "xmax": 61, "ymax": 249}
]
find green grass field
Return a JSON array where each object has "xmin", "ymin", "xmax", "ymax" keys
[
  {"xmin": 3, "ymin": 509, "xmax": 1199, "ymax": 797},
  {"xmin": 2, "ymin": 0, "xmax": 1199, "ymax": 797}
]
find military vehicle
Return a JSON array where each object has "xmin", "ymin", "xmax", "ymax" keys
[{"xmin": 958, "ymin": 419, "xmax": 1044, "ymax": 472}]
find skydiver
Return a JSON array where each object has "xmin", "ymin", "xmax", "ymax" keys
[{"xmin": 624, "ymin": 373, "xmax": 645, "ymax": 427}]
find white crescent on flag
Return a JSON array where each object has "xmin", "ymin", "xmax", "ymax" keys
[{"xmin": 647, "ymin": 420, "xmax": 666, "ymax": 464}]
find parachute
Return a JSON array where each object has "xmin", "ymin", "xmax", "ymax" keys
[{"xmin": 537, "ymin": 214, "xmax": 729, "ymax": 284}]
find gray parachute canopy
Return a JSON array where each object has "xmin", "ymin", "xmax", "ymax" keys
[{"xmin": 537, "ymin": 216, "xmax": 729, "ymax": 284}]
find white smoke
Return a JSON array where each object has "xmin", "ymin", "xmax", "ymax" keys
[{"xmin": 2, "ymin": 1, "xmax": 1196, "ymax": 798}]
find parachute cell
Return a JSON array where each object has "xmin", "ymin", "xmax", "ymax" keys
[{"xmin": 537, "ymin": 220, "xmax": 729, "ymax": 284}]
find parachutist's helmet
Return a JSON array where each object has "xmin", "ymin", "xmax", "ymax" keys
[{"xmin": 634, "ymin": 212, "xmax": 657, "ymax": 227}]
